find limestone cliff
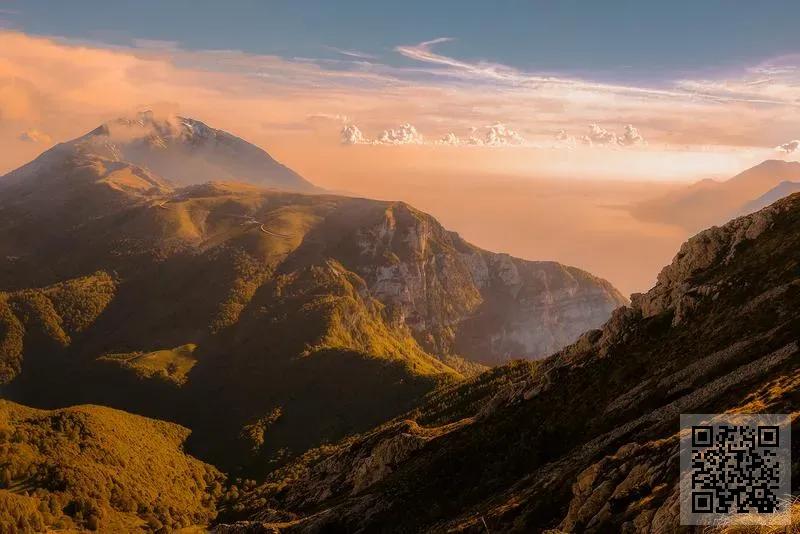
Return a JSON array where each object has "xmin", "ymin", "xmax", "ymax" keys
[{"xmin": 347, "ymin": 201, "xmax": 627, "ymax": 365}]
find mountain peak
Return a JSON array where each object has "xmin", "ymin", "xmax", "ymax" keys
[
  {"xmin": 3, "ymin": 114, "xmax": 317, "ymax": 192},
  {"xmin": 754, "ymin": 158, "xmax": 799, "ymax": 167},
  {"xmin": 106, "ymin": 111, "xmax": 215, "ymax": 143}
]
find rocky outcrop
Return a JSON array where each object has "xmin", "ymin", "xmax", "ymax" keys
[
  {"xmin": 559, "ymin": 440, "xmax": 679, "ymax": 533},
  {"xmin": 630, "ymin": 206, "xmax": 775, "ymax": 324},
  {"xmin": 352, "ymin": 202, "xmax": 627, "ymax": 364},
  {"xmin": 242, "ymin": 419, "xmax": 455, "ymax": 514},
  {"xmin": 351, "ymin": 429, "xmax": 429, "ymax": 492}
]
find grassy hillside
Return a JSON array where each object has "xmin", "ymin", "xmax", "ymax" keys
[
  {"xmin": 100, "ymin": 343, "xmax": 199, "ymax": 385},
  {"xmin": 0, "ymin": 400, "xmax": 223, "ymax": 533}
]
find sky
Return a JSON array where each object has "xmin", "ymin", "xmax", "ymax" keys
[
  {"xmin": 1, "ymin": 0, "xmax": 799, "ymax": 178},
  {"xmin": 1, "ymin": 1, "xmax": 798, "ymax": 292},
  {"xmin": 6, "ymin": 0, "xmax": 800, "ymax": 75}
]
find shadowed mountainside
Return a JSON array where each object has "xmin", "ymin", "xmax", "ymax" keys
[{"xmin": 218, "ymin": 192, "xmax": 800, "ymax": 533}]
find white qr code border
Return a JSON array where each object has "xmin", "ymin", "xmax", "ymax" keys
[{"xmin": 679, "ymin": 413, "xmax": 792, "ymax": 526}]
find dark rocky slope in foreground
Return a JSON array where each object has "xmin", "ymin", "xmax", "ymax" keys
[{"xmin": 219, "ymin": 193, "xmax": 800, "ymax": 533}]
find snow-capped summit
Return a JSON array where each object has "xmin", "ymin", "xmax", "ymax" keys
[
  {"xmin": 109, "ymin": 111, "xmax": 216, "ymax": 143},
  {"xmin": 73, "ymin": 112, "xmax": 318, "ymax": 191}
]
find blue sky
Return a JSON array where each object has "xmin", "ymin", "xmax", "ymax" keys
[{"xmin": 5, "ymin": 0, "xmax": 800, "ymax": 82}]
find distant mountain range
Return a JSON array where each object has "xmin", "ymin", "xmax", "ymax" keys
[
  {"xmin": 629, "ymin": 159, "xmax": 800, "ymax": 232},
  {"xmin": 734, "ymin": 180, "xmax": 800, "ymax": 218}
]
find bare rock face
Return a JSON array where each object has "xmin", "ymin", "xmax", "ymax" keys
[
  {"xmin": 630, "ymin": 208, "xmax": 774, "ymax": 324},
  {"xmin": 351, "ymin": 202, "xmax": 627, "ymax": 365},
  {"xmin": 351, "ymin": 430, "xmax": 429, "ymax": 492},
  {"xmin": 559, "ymin": 440, "xmax": 680, "ymax": 533},
  {"xmin": 250, "ymin": 420, "xmax": 442, "ymax": 514}
]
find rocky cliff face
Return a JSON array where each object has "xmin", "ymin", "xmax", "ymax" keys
[
  {"xmin": 220, "ymin": 192, "xmax": 800, "ymax": 533},
  {"xmin": 630, "ymin": 205, "xmax": 774, "ymax": 324},
  {"xmin": 346, "ymin": 201, "xmax": 626, "ymax": 365}
]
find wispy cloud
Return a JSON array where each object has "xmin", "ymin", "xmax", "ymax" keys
[
  {"xmin": 394, "ymin": 37, "xmax": 800, "ymax": 108},
  {"xmin": 324, "ymin": 46, "xmax": 379, "ymax": 60},
  {"xmin": 18, "ymin": 128, "xmax": 52, "ymax": 144},
  {"xmin": 307, "ymin": 112, "xmax": 349, "ymax": 123},
  {"xmin": 132, "ymin": 38, "xmax": 180, "ymax": 50},
  {"xmin": 394, "ymin": 37, "xmax": 527, "ymax": 84}
]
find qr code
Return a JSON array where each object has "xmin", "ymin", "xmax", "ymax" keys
[{"xmin": 680, "ymin": 414, "xmax": 791, "ymax": 526}]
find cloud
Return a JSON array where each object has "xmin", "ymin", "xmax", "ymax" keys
[
  {"xmin": 340, "ymin": 121, "xmax": 527, "ymax": 147},
  {"xmin": 17, "ymin": 128, "xmax": 52, "ymax": 143},
  {"xmin": 468, "ymin": 123, "xmax": 526, "ymax": 146},
  {"xmin": 340, "ymin": 122, "xmax": 425, "ymax": 145},
  {"xmin": 618, "ymin": 124, "xmax": 647, "ymax": 147},
  {"xmin": 394, "ymin": 37, "xmax": 524, "ymax": 84},
  {"xmin": 340, "ymin": 124, "xmax": 367, "ymax": 145},
  {"xmin": 336, "ymin": 121, "xmax": 653, "ymax": 150},
  {"xmin": 774, "ymin": 140, "xmax": 800, "ymax": 155},
  {"xmin": 375, "ymin": 123, "xmax": 424, "ymax": 145},
  {"xmin": 437, "ymin": 132, "xmax": 461, "ymax": 145},
  {"xmin": 324, "ymin": 46, "xmax": 379, "ymax": 60},
  {"xmin": 553, "ymin": 129, "xmax": 577, "ymax": 149},
  {"xmin": 306, "ymin": 113, "xmax": 349, "ymax": 124},
  {"xmin": 132, "ymin": 38, "xmax": 180, "ymax": 50},
  {"xmin": 433, "ymin": 123, "xmax": 528, "ymax": 147},
  {"xmin": 582, "ymin": 124, "xmax": 619, "ymax": 146},
  {"xmin": 577, "ymin": 124, "xmax": 647, "ymax": 148}
]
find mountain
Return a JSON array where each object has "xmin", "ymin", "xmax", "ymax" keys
[
  {"xmin": 218, "ymin": 192, "xmax": 800, "ymax": 533},
  {"xmin": 0, "ymin": 143, "xmax": 624, "ymax": 478},
  {"xmin": 629, "ymin": 159, "xmax": 800, "ymax": 232},
  {"xmin": 2, "ymin": 111, "xmax": 317, "ymax": 192},
  {"xmin": 0, "ymin": 399, "xmax": 224, "ymax": 532},
  {"xmin": 734, "ymin": 180, "xmax": 800, "ymax": 218}
]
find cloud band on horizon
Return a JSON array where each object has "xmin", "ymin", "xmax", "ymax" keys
[{"xmin": 0, "ymin": 29, "xmax": 799, "ymax": 177}]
